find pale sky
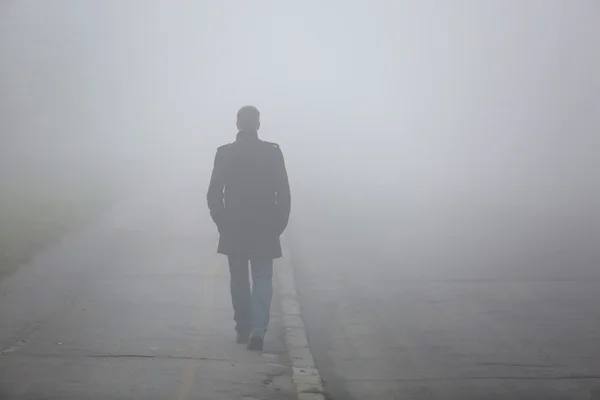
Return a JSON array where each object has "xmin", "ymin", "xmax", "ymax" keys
[{"xmin": 1, "ymin": 1, "xmax": 598, "ymax": 203}]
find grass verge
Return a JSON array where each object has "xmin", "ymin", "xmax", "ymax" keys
[{"xmin": 0, "ymin": 180, "xmax": 120, "ymax": 280}]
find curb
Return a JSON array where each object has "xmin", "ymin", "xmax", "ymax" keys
[{"xmin": 277, "ymin": 236, "xmax": 326, "ymax": 400}]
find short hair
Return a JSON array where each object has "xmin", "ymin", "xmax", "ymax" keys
[{"xmin": 237, "ymin": 106, "xmax": 260, "ymax": 129}]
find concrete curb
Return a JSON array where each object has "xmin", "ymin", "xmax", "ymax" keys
[{"xmin": 277, "ymin": 236, "xmax": 326, "ymax": 400}]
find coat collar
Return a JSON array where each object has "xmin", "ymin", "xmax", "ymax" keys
[{"xmin": 236, "ymin": 130, "xmax": 259, "ymax": 141}]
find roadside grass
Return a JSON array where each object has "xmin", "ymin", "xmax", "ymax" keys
[{"xmin": 0, "ymin": 179, "xmax": 120, "ymax": 280}]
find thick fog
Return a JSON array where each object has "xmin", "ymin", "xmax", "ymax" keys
[{"xmin": 2, "ymin": 1, "xmax": 599, "ymax": 278}]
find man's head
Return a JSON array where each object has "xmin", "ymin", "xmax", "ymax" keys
[{"xmin": 236, "ymin": 106, "xmax": 260, "ymax": 132}]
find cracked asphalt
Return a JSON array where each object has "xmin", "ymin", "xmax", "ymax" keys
[
  {"xmin": 2, "ymin": 175, "xmax": 599, "ymax": 400},
  {"xmin": 0, "ymin": 182, "xmax": 295, "ymax": 400},
  {"xmin": 290, "ymin": 191, "xmax": 600, "ymax": 400}
]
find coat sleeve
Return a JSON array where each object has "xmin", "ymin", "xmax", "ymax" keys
[
  {"xmin": 273, "ymin": 146, "xmax": 291, "ymax": 235},
  {"xmin": 207, "ymin": 147, "xmax": 227, "ymax": 229}
]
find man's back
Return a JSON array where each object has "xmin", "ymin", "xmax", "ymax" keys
[
  {"xmin": 224, "ymin": 140, "xmax": 279, "ymax": 225},
  {"xmin": 207, "ymin": 130, "xmax": 290, "ymax": 259}
]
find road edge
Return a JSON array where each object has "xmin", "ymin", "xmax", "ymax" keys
[{"xmin": 277, "ymin": 235, "xmax": 326, "ymax": 400}]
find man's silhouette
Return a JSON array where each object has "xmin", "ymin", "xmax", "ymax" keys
[{"xmin": 207, "ymin": 106, "xmax": 291, "ymax": 351}]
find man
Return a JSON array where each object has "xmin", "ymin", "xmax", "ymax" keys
[{"xmin": 207, "ymin": 106, "xmax": 291, "ymax": 351}]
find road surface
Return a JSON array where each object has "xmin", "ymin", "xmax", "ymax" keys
[
  {"xmin": 289, "ymin": 190, "xmax": 600, "ymax": 400},
  {"xmin": 0, "ymin": 182, "xmax": 295, "ymax": 400},
  {"xmin": 2, "ymin": 177, "xmax": 599, "ymax": 400}
]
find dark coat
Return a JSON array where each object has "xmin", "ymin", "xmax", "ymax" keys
[{"xmin": 207, "ymin": 130, "xmax": 291, "ymax": 259}]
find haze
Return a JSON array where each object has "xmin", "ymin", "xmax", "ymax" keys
[{"xmin": 1, "ymin": 1, "xmax": 599, "ymax": 399}]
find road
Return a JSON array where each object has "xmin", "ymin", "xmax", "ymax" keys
[
  {"xmin": 1, "ymin": 177, "xmax": 599, "ymax": 400},
  {"xmin": 289, "ymin": 188, "xmax": 600, "ymax": 400},
  {"xmin": 0, "ymin": 182, "xmax": 295, "ymax": 400}
]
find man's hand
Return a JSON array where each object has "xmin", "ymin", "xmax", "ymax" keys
[
  {"xmin": 273, "ymin": 145, "xmax": 291, "ymax": 236},
  {"xmin": 207, "ymin": 146, "xmax": 227, "ymax": 230}
]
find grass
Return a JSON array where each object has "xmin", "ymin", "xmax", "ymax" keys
[{"xmin": 0, "ymin": 176, "xmax": 121, "ymax": 280}]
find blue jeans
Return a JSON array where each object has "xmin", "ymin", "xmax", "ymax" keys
[{"xmin": 228, "ymin": 257, "xmax": 273, "ymax": 337}]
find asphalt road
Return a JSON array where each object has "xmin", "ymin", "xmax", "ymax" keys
[
  {"xmin": 289, "ymin": 190, "xmax": 600, "ymax": 400},
  {"xmin": 0, "ymin": 183, "xmax": 295, "ymax": 400},
  {"xmin": 2, "ymin": 175, "xmax": 599, "ymax": 400}
]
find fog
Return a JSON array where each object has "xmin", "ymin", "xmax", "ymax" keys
[{"xmin": 2, "ymin": 1, "xmax": 599, "ymax": 278}]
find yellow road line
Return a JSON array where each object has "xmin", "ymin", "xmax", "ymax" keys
[{"xmin": 177, "ymin": 257, "xmax": 220, "ymax": 400}]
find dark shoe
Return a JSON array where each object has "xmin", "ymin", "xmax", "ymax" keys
[
  {"xmin": 236, "ymin": 332, "xmax": 250, "ymax": 344},
  {"xmin": 247, "ymin": 335, "xmax": 264, "ymax": 351}
]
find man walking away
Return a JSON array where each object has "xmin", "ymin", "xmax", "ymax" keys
[{"xmin": 207, "ymin": 106, "xmax": 291, "ymax": 351}]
